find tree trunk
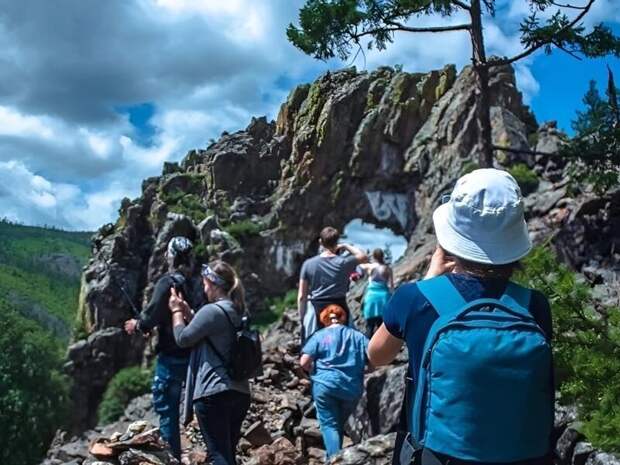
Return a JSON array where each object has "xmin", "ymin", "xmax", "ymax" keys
[{"xmin": 469, "ymin": 0, "xmax": 494, "ymax": 168}]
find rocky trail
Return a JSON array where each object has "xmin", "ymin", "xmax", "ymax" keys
[
  {"xmin": 41, "ymin": 61, "xmax": 620, "ymax": 465},
  {"xmin": 44, "ymin": 304, "xmax": 620, "ymax": 465}
]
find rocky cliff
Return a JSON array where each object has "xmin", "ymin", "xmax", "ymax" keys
[{"xmin": 53, "ymin": 62, "xmax": 620, "ymax": 464}]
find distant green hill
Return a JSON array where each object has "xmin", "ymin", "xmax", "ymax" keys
[
  {"xmin": 0, "ymin": 220, "xmax": 91, "ymax": 341},
  {"xmin": 0, "ymin": 220, "xmax": 92, "ymax": 465}
]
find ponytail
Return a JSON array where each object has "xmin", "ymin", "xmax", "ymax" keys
[
  {"xmin": 207, "ymin": 260, "xmax": 246, "ymax": 312},
  {"xmin": 227, "ymin": 273, "xmax": 246, "ymax": 312}
]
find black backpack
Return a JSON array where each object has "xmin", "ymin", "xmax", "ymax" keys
[{"xmin": 208, "ymin": 304, "xmax": 263, "ymax": 381}]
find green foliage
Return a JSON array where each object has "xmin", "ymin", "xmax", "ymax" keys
[
  {"xmin": 193, "ymin": 242, "xmax": 209, "ymax": 262},
  {"xmin": 98, "ymin": 365, "xmax": 153, "ymax": 424},
  {"xmin": 563, "ymin": 76, "xmax": 620, "ymax": 194},
  {"xmin": 287, "ymin": 1, "xmax": 620, "ymax": 64},
  {"xmin": 0, "ymin": 220, "xmax": 90, "ymax": 273},
  {"xmin": 0, "ymin": 220, "xmax": 90, "ymax": 339},
  {"xmin": 508, "ymin": 163, "xmax": 540, "ymax": 195},
  {"xmin": 287, "ymin": 0, "xmax": 462, "ymax": 61},
  {"xmin": 516, "ymin": 246, "xmax": 620, "ymax": 451},
  {"xmin": 0, "ymin": 221, "xmax": 89, "ymax": 464},
  {"xmin": 519, "ymin": 11, "xmax": 620, "ymax": 59},
  {"xmin": 160, "ymin": 189, "xmax": 206, "ymax": 224},
  {"xmin": 461, "ymin": 160, "xmax": 480, "ymax": 176},
  {"xmin": 0, "ymin": 264, "xmax": 81, "ymax": 330},
  {"xmin": 224, "ymin": 220, "xmax": 265, "ymax": 241},
  {"xmin": 255, "ymin": 290, "xmax": 298, "ymax": 330},
  {"xmin": 0, "ymin": 305, "xmax": 70, "ymax": 465}
]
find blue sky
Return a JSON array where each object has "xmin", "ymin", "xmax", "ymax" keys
[
  {"xmin": 530, "ymin": 50, "xmax": 619, "ymax": 133},
  {"xmin": 0, "ymin": 0, "xmax": 618, "ymax": 231}
]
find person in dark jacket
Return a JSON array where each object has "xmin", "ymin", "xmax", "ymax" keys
[
  {"xmin": 124, "ymin": 236, "xmax": 195, "ymax": 460},
  {"xmin": 169, "ymin": 260, "xmax": 251, "ymax": 465}
]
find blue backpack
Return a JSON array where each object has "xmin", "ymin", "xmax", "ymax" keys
[{"xmin": 409, "ymin": 276, "xmax": 554, "ymax": 462}]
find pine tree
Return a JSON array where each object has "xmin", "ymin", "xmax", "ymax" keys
[
  {"xmin": 287, "ymin": 0, "xmax": 620, "ymax": 167},
  {"xmin": 564, "ymin": 68, "xmax": 620, "ymax": 193}
]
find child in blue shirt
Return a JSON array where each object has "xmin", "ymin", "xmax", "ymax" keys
[{"xmin": 300, "ymin": 304, "xmax": 369, "ymax": 458}]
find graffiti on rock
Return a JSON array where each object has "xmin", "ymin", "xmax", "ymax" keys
[
  {"xmin": 270, "ymin": 240, "xmax": 307, "ymax": 276},
  {"xmin": 365, "ymin": 191, "xmax": 410, "ymax": 231}
]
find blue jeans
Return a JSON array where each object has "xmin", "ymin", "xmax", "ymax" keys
[
  {"xmin": 152, "ymin": 354, "xmax": 188, "ymax": 460},
  {"xmin": 312, "ymin": 382, "xmax": 359, "ymax": 458}
]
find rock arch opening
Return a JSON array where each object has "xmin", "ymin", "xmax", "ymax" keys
[{"xmin": 342, "ymin": 219, "xmax": 408, "ymax": 264}]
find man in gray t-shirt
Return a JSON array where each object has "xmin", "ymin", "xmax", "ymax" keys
[
  {"xmin": 300, "ymin": 254, "xmax": 359, "ymax": 301},
  {"xmin": 298, "ymin": 226, "xmax": 367, "ymax": 342}
]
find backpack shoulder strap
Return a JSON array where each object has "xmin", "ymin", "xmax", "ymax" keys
[
  {"xmin": 499, "ymin": 282, "xmax": 532, "ymax": 318},
  {"xmin": 203, "ymin": 303, "xmax": 236, "ymax": 367},
  {"xmin": 417, "ymin": 275, "xmax": 467, "ymax": 317},
  {"xmin": 213, "ymin": 303, "xmax": 240, "ymax": 332}
]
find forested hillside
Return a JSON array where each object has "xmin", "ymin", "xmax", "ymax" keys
[
  {"xmin": 0, "ymin": 220, "xmax": 90, "ymax": 339},
  {"xmin": 0, "ymin": 220, "xmax": 91, "ymax": 465}
]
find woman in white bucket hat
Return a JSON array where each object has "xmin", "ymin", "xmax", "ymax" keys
[
  {"xmin": 367, "ymin": 169, "xmax": 554, "ymax": 465},
  {"xmin": 433, "ymin": 168, "xmax": 532, "ymax": 266}
]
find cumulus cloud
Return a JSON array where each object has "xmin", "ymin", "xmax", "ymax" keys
[
  {"xmin": 0, "ymin": 0, "xmax": 613, "ymax": 230},
  {"xmin": 0, "ymin": 161, "xmax": 76, "ymax": 228}
]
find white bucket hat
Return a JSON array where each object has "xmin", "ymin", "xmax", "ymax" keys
[{"xmin": 432, "ymin": 168, "xmax": 532, "ymax": 265}]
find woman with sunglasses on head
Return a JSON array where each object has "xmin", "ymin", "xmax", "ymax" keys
[{"xmin": 169, "ymin": 261, "xmax": 250, "ymax": 465}]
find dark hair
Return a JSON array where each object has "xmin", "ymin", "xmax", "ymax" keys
[
  {"xmin": 372, "ymin": 248, "xmax": 385, "ymax": 264},
  {"xmin": 170, "ymin": 251, "xmax": 194, "ymax": 276},
  {"xmin": 455, "ymin": 256, "xmax": 520, "ymax": 280},
  {"xmin": 209, "ymin": 260, "xmax": 246, "ymax": 311},
  {"xmin": 320, "ymin": 226, "xmax": 340, "ymax": 250}
]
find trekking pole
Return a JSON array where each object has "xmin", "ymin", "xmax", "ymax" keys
[{"xmin": 106, "ymin": 269, "xmax": 141, "ymax": 318}]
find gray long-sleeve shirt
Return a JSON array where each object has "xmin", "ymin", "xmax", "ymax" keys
[{"xmin": 173, "ymin": 299, "xmax": 250, "ymax": 424}]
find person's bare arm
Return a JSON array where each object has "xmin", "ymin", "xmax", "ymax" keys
[
  {"xmin": 368, "ymin": 324, "xmax": 403, "ymax": 366},
  {"xmin": 297, "ymin": 279, "xmax": 309, "ymax": 320},
  {"xmin": 169, "ymin": 288, "xmax": 189, "ymax": 330},
  {"xmin": 359, "ymin": 263, "xmax": 372, "ymax": 273},
  {"xmin": 338, "ymin": 243, "xmax": 368, "ymax": 264},
  {"xmin": 300, "ymin": 354, "xmax": 313, "ymax": 372}
]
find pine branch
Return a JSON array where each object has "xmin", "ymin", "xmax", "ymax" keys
[
  {"xmin": 384, "ymin": 20, "xmax": 471, "ymax": 33},
  {"xmin": 553, "ymin": 41, "xmax": 584, "ymax": 60},
  {"xmin": 549, "ymin": 1, "xmax": 590, "ymax": 9},
  {"xmin": 489, "ymin": 0, "xmax": 595, "ymax": 67},
  {"xmin": 452, "ymin": 0, "xmax": 472, "ymax": 10}
]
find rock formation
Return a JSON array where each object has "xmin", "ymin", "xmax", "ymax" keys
[{"xmin": 53, "ymin": 61, "xmax": 620, "ymax": 464}]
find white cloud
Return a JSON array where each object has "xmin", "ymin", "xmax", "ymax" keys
[
  {"xmin": 0, "ymin": 160, "xmax": 144, "ymax": 231},
  {"xmin": 0, "ymin": 106, "xmax": 54, "ymax": 139},
  {"xmin": 515, "ymin": 64, "xmax": 540, "ymax": 105},
  {"xmin": 0, "ymin": 0, "xmax": 615, "ymax": 230}
]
